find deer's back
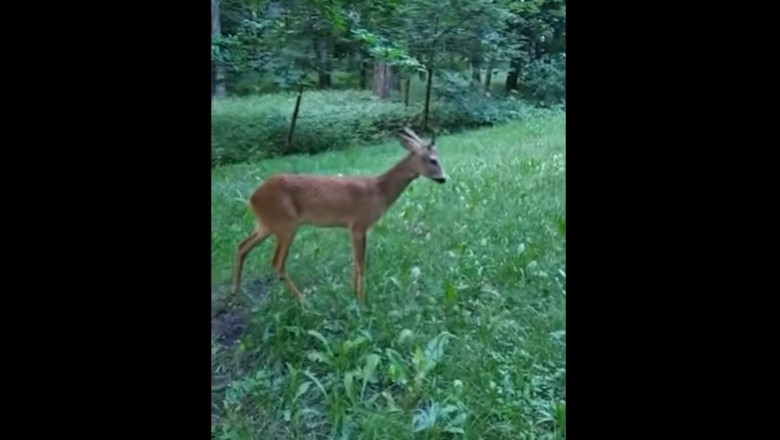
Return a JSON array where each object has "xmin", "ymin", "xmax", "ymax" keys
[{"xmin": 250, "ymin": 173, "xmax": 384, "ymax": 228}]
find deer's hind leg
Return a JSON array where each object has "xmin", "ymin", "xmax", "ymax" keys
[{"xmin": 231, "ymin": 224, "xmax": 271, "ymax": 299}]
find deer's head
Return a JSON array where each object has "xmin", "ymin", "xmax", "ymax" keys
[{"xmin": 397, "ymin": 127, "xmax": 446, "ymax": 184}]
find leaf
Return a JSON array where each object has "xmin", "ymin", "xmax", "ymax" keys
[
  {"xmin": 307, "ymin": 350, "xmax": 334, "ymax": 366},
  {"xmin": 385, "ymin": 348, "xmax": 409, "ymax": 385},
  {"xmin": 424, "ymin": 331, "xmax": 456, "ymax": 365},
  {"xmin": 293, "ymin": 381, "xmax": 312, "ymax": 403},
  {"xmin": 412, "ymin": 346, "xmax": 425, "ymax": 370},
  {"xmin": 343, "ymin": 371, "xmax": 356, "ymax": 403},
  {"xmin": 411, "ymin": 409, "xmax": 436, "ymax": 432},
  {"xmin": 302, "ymin": 370, "xmax": 329, "ymax": 400},
  {"xmin": 360, "ymin": 354, "xmax": 382, "ymax": 399},
  {"xmin": 397, "ymin": 329, "xmax": 414, "ymax": 344},
  {"xmin": 411, "ymin": 401, "xmax": 440, "ymax": 433},
  {"xmin": 381, "ymin": 391, "xmax": 399, "ymax": 412},
  {"xmin": 440, "ymin": 404, "xmax": 459, "ymax": 416},
  {"xmin": 341, "ymin": 335, "xmax": 368, "ymax": 355},
  {"xmin": 307, "ymin": 330, "xmax": 333, "ymax": 356},
  {"xmin": 362, "ymin": 354, "xmax": 381, "ymax": 382}
]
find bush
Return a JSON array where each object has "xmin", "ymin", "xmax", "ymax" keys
[
  {"xmin": 432, "ymin": 70, "xmax": 538, "ymax": 129},
  {"xmin": 522, "ymin": 53, "xmax": 566, "ymax": 105},
  {"xmin": 212, "ymin": 90, "xmax": 418, "ymax": 166},
  {"xmin": 211, "ymin": 87, "xmax": 553, "ymax": 167}
]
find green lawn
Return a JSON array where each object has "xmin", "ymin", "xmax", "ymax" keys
[{"xmin": 211, "ymin": 111, "xmax": 566, "ymax": 439}]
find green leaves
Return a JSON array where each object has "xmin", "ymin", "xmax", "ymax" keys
[
  {"xmin": 343, "ymin": 371, "xmax": 356, "ymax": 403},
  {"xmin": 351, "ymin": 27, "xmax": 425, "ymax": 72},
  {"xmin": 385, "ymin": 348, "xmax": 409, "ymax": 386},
  {"xmin": 411, "ymin": 400, "xmax": 468, "ymax": 434}
]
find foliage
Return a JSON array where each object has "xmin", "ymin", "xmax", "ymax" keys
[
  {"xmin": 211, "ymin": 86, "xmax": 548, "ymax": 167},
  {"xmin": 212, "ymin": 89, "xmax": 411, "ymax": 166},
  {"xmin": 211, "ymin": 114, "xmax": 566, "ymax": 439},
  {"xmin": 522, "ymin": 53, "xmax": 566, "ymax": 105},
  {"xmin": 212, "ymin": 0, "xmax": 566, "ymax": 98},
  {"xmin": 432, "ymin": 70, "xmax": 537, "ymax": 127}
]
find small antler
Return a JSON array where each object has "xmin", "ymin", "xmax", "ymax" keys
[
  {"xmin": 398, "ymin": 126, "xmax": 425, "ymax": 153},
  {"xmin": 399, "ymin": 126, "xmax": 423, "ymax": 143}
]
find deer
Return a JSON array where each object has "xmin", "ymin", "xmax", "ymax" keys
[{"xmin": 230, "ymin": 126, "xmax": 447, "ymax": 306}]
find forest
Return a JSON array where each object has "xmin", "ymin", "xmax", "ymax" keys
[{"xmin": 211, "ymin": 0, "xmax": 565, "ymax": 166}]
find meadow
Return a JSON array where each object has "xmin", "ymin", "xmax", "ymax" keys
[{"xmin": 211, "ymin": 111, "xmax": 566, "ymax": 439}]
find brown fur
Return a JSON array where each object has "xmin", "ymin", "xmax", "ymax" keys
[{"xmin": 230, "ymin": 127, "xmax": 446, "ymax": 305}]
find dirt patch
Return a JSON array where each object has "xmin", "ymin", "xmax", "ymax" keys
[
  {"xmin": 212, "ymin": 307, "xmax": 248, "ymax": 346},
  {"xmin": 211, "ymin": 276, "xmax": 277, "ymax": 430},
  {"xmin": 211, "ymin": 276, "xmax": 275, "ymax": 346}
]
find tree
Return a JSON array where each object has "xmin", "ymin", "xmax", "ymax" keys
[
  {"xmin": 212, "ymin": 0, "xmax": 226, "ymax": 98},
  {"xmin": 503, "ymin": 0, "xmax": 566, "ymax": 93}
]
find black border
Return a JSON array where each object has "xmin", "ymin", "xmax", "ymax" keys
[
  {"xmin": 26, "ymin": 2, "xmax": 212, "ymax": 435},
  {"xmin": 565, "ymin": 1, "xmax": 739, "ymax": 437}
]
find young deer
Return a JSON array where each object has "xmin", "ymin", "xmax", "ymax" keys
[{"xmin": 230, "ymin": 127, "xmax": 447, "ymax": 305}]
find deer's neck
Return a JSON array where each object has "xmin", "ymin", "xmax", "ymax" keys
[{"xmin": 376, "ymin": 153, "xmax": 419, "ymax": 209}]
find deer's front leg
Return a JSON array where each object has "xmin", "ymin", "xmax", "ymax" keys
[{"xmin": 350, "ymin": 228, "xmax": 367, "ymax": 305}]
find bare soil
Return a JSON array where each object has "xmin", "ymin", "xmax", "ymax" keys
[{"xmin": 211, "ymin": 275, "xmax": 275, "ymax": 346}]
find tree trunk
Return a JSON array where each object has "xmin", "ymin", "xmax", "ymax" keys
[
  {"xmin": 484, "ymin": 59, "xmax": 494, "ymax": 92},
  {"xmin": 403, "ymin": 77, "xmax": 411, "ymax": 106},
  {"xmin": 471, "ymin": 57, "xmax": 482, "ymax": 85},
  {"xmin": 313, "ymin": 37, "xmax": 332, "ymax": 89},
  {"xmin": 211, "ymin": 0, "xmax": 226, "ymax": 99},
  {"xmin": 423, "ymin": 66, "xmax": 434, "ymax": 130},
  {"xmin": 286, "ymin": 84, "xmax": 304, "ymax": 153},
  {"xmin": 358, "ymin": 50, "xmax": 370, "ymax": 89},
  {"xmin": 391, "ymin": 66, "xmax": 402, "ymax": 93},
  {"xmin": 372, "ymin": 62, "xmax": 391, "ymax": 99},
  {"xmin": 505, "ymin": 58, "xmax": 521, "ymax": 94},
  {"xmin": 359, "ymin": 66, "xmax": 368, "ymax": 89},
  {"xmin": 423, "ymin": 45, "xmax": 437, "ymax": 130},
  {"xmin": 317, "ymin": 70, "xmax": 333, "ymax": 89},
  {"xmin": 318, "ymin": 70, "xmax": 332, "ymax": 89}
]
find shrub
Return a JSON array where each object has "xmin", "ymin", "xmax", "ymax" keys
[
  {"xmin": 432, "ymin": 70, "xmax": 539, "ymax": 130},
  {"xmin": 211, "ymin": 87, "xmax": 554, "ymax": 167},
  {"xmin": 521, "ymin": 53, "xmax": 566, "ymax": 106},
  {"xmin": 212, "ymin": 90, "xmax": 419, "ymax": 166}
]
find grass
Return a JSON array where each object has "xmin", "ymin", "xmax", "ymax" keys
[{"xmin": 211, "ymin": 111, "xmax": 566, "ymax": 439}]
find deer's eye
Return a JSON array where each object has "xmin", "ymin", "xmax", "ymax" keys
[{"xmin": 430, "ymin": 158, "xmax": 438, "ymax": 165}]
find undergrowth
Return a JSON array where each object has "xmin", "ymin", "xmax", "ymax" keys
[
  {"xmin": 211, "ymin": 112, "xmax": 566, "ymax": 439},
  {"xmin": 211, "ymin": 78, "xmax": 554, "ymax": 167}
]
